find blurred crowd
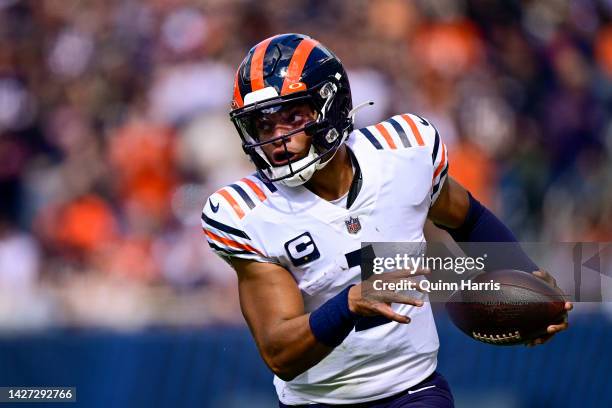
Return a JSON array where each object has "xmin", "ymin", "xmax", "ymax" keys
[{"xmin": 0, "ymin": 0, "xmax": 611, "ymax": 329}]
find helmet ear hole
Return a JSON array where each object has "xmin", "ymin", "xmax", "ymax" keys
[
  {"xmin": 319, "ymin": 82, "xmax": 337, "ymax": 99},
  {"xmin": 325, "ymin": 128, "xmax": 339, "ymax": 143}
]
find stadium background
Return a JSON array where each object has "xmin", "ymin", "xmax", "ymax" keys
[{"xmin": 0, "ymin": 0, "xmax": 611, "ymax": 407}]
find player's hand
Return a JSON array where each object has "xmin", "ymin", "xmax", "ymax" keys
[
  {"xmin": 348, "ymin": 268, "xmax": 430, "ymax": 324},
  {"xmin": 526, "ymin": 270, "xmax": 573, "ymax": 347}
]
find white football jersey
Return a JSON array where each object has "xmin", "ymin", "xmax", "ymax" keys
[{"xmin": 201, "ymin": 113, "xmax": 449, "ymax": 405}]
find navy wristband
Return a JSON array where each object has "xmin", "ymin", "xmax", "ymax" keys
[{"xmin": 309, "ymin": 285, "xmax": 358, "ymax": 347}]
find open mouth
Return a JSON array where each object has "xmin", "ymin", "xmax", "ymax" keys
[{"xmin": 271, "ymin": 150, "xmax": 298, "ymax": 166}]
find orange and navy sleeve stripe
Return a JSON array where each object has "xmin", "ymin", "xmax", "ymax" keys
[
  {"xmin": 427, "ymin": 120, "xmax": 448, "ymax": 205},
  {"xmin": 431, "ymin": 140, "xmax": 448, "ymax": 205},
  {"xmin": 203, "ymin": 227, "xmax": 262, "ymax": 256},
  {"xmin": 357, "ymin": 113, "xmax": 431, "ymax": 150},
  {"xmin": 201, "ymin": 211, "xmax": 267, "ymax": 260},
  {"xmin": 209, "ymin": 176, "xmax": 271, "ymax": 220},
  {"xmin": 396, "ymin": 113, "xmax": 448, "ymax": 204},
  {"xmin": 253, "ymin": 172, "xmax": 278, "ymax": 193},
  {"xmin": 201, "ymin": 176, "xmax": 273, "ymax": 261},
  {"xmin": 356, "ymin": 113, "xmax": 449, "ymax": 204}
]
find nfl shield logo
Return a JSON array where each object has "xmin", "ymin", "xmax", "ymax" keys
[{"xmin": 345, "ymin": 216, "xmax": 361, "ymax": 234}]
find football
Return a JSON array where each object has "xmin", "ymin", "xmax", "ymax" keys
[{"xmin": 445, "ymin": 269, "xmax": 566, "ymax": 346}]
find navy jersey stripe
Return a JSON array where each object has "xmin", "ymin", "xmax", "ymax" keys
[
  {"xmin": 344, "ymin": 248, "xmax": 361, "ymax": 268},
  {"xmin": 201, "ymin": 213, "xmax": 251, "ymax": 239},
  {"xmin": 386, "ymin": 118, "xmax": 411, "ymax": 148},
  {"xmin": 253, "ymin": 172, "xmax": 278, "ymax": 192},
  {"xmin": 413, "ymin": 114, "xmax": 429, "ymax": 127},
  {"xmin": 207, "ymin": 240, "xmax": 254, "ymax": 256},
  {"xmin": 228, "ymin": 183, "xmax": 255, "ymax": 209},
  {"xmin": 359, "ymin": 128, "xmax": 383, "ymax": 150},
  {"xmin": 431, "ymin": 127, "xmax": 440, "ymax": 164},
  {"xmin": 432, "ymin": 165, "xmax": 449, "ymax": 196},
  {"xmin": 356, "ymin": 315, "xmax": 392, "ymax": 332}
]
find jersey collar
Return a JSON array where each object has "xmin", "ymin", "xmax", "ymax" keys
[{"xmin": 273, "ymin": 141, "xmax": 381, "ymax": 224}]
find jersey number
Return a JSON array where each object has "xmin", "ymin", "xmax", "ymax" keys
[{"xmin": 345, "ymin": 246, "xmax": 392, "ymax": 332}]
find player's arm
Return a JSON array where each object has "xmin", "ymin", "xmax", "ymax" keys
[
  {"xmin": 231, "ymin": 258, "xmax": 426, "ymax": 380},
  {"xmin": 410, "ymin": 114, "xmax": 539, "ymax": 269},
  {"xmin": 428, "ymin": 177, "xmax": 572, "ymax": 344},
  {"xmin": 231, "ymin": 258, "xmax": 330, "ymax": 381},
  {"xmin": 428, "ymin": 177, "xmax": 538, "ymax": 272}
]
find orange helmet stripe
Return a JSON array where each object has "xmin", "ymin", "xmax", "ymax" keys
[
  {"xmin": 218, "ymin": 189, "xmax": 246, "ymax": 219},
  {"xmin": 374, "ymin": 123, "xmax": 397, "ymax": 149},
  {"xmin": 281, "ymin": 38, "xmax": 319, "ymax": 95},
  {"xmin": 250, "ymin": 37, "xmax": 275, "ymax": 91},
  {"xmin": 233, "ymin": 70, "xmax": 244, "ymax": 108},
  {"xmin": 400, "ymin": 114, "xmax": 425, "ymax": 146}
]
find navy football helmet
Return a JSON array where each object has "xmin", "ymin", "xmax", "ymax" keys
[{"xmin": 230, "ymin": 33, "xmax": 353, "ymax": 186}]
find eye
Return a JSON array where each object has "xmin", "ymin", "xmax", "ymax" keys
[
  {"xmin": 255, "ymin": 119, "xmax": 273, "ymax": 133},
  {"xmin": 289, "ymin": 112, "xmax": 304, "ymax": 124}
]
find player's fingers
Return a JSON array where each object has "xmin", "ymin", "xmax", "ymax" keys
[
  {"xmin": 532, "ymin": 270, "xmax": 557, "ymax": 287},
  {"xmin": 547, "ymin": 321, "xmax": 568, "ymax": 334},
  {"xmin": 382, "ymin": 276, "xmax": 429, "ymax": 293},
  {"xmin": 526, "ymin": 333, "xmax": 554, "ymax": 347},
  {"xmin": 409, "ymin": 267, "xmax": 431, "ymax": 277},
  {"xmin": 371, "ymin": 303, "xmax": 411, "ymax": 324},
  {"xmin": 371, "ymin": 290, "xmax": 422, "ymax": 306},
  {"xmin": 384, "ymin": 267, "xmax": 430, "ymax": 280},
  {"xmin": 533, "ymin": 270, "xmax": 554, "ymax": 285},
  {"xmin": 407, "ymin": 267, "xmax": 431, "ymax": 277},
  {"xmin": 565, "ymin": 302, "xmax": 573, "ymax": 311},
  {"xmin": 538, "ymin": 334, "xmax": 554, "ymax": 344},
  {"xmin": 532, "ymin": 270, "xmax": 544, "ymax": 278},
  {"xmin": 384, "ymin": 273, "xmax": 418, "ymax": 284},
  {"xmin": 381, "ymin": 292, "xmax": 424, "ymax": 307},
  {"xmin": 411, "ymin": 281, "xmax": 429, "ymax": 294}
]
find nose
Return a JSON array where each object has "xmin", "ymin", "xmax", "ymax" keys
[{"xmin": 271, "ymin": 125, "xmax": 290, "ymax": 146}]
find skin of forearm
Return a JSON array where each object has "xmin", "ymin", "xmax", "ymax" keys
[{"xmin": 254, "ymin": 313, "xmax": 333, "ymax": 381}]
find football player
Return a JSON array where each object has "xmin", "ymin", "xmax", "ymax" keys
[{"xmin": 201, "ymin": 34, "xmax": 572, "ymax": 407}]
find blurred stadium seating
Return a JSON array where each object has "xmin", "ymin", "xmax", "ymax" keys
[{"xmin": 0, "ymin": 1, "xmax": 611, "ymax": 407}]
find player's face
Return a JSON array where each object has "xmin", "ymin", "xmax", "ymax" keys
[{"xmin": 253, "ymin": 103, "xmax": 316, "ymax": 167}]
